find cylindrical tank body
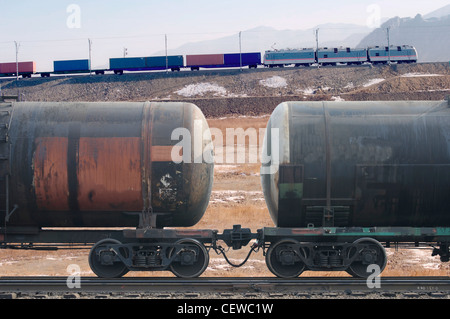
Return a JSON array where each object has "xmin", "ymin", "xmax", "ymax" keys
[
  {"xmin": 261, "ymin": 100, "xmax": 450, "ymax": 227},
  {"xmin": 5, "ymin": 101, "xmax": 213, "ymax": 228}
]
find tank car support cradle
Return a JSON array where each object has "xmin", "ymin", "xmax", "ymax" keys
[{"xmin": 261, "ymin": 226, "xmax": 450, "ymax": 278}]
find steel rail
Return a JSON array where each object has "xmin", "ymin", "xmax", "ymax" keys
[{"xmin": 0, "ymin": 276, "xmax": 449, "ymax": 294}]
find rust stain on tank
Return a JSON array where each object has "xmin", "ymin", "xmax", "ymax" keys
[
  {"xmin": 151, "ymin": 145, "xmax": 182, "ymax": 162},
  {"xmin": 34, "ymin": 137, "xmax": 70, "ymax": 211},
  {"xmin": 77, "ymin": 137, "xmax": 142, "ymax": 211}
]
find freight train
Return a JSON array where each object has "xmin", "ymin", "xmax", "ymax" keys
[
  {"xmin": 0, "ymin": 97, "xmax": 448, "ymax": 279},
  {"xmin": 0, "ymin": 45, "xmax": 417, "ymax": 78}
]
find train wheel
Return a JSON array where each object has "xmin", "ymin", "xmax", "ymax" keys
[
  {"xmin": 88, "ymin": 239, "xmax": 129, "ymax": 278},
  {"xmin": 266, "ymin": 239, "xmax": 305, "ymax": 278},
  {"xmin": 169, "ymin": 239, "xmax": 209, "ymax": 278},
  {"xmin": 346, "ymin": 238, "xmax": 387, "ymax": 278}
]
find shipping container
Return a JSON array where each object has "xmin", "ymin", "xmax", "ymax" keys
[
  {"xmin": 0, "ymin": 61, "xmax": 36, "ymax": 77},
  {"xmin": 223, "ymin": 52, "xmax": 261, "ymax": 68},
  {"xmin": 53, "ymin": 59, "xmax": 90, "ymax": 73},
  {"xmin": 186, "ymin": 54, "xmax": 224, "ymax": 70},
  {"xmin": 145, "ymin": 55, "xmax": 184, "ymax": 71},
  {"xmin": 110, "ymin": 56, "xmax": 184, "ymax": 73},
  {"xmin": 109, "ymin": 57, "xmax": 146, "ymax": 73}
]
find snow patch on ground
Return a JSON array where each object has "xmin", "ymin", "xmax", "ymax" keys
[
  {"xmin": 363, "ymin": 78, "xmax": 385, "ymax": 87},
  {"xmin": 209, "ymin": 190, "xmax": 264, "ymax": 204},
  {"xmin": 344, "ymin": 82, "xmax": 355, "ymax": 89},
  {"xmin": 259, "ymin": 76, "xmax": 287, "ymax": 88},
  {"xmin": 175, "ymin": 82, "xmax": 227, "ymax": 97},
  {"xmin": 297, "ymin": 87, "xmax": 315, "ymax": 95},
  {"xmin": 401, "ymin": 73, "xmax": 444, "ymax": 78}
]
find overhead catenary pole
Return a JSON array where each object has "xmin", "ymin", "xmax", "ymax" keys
[
  {"xmin": 165, "ymin": 34, "xmax": 168, "ymax": 73},
  {"xmin": 88, "ymin": 38, "xmax": 92, "ymax": 75},
  {"xmin": 239, "ymin": 31, "xmax": 242, "ymax": 71},
  {"xmin": 386, "ymin": 27, "xmax": 391, "ymax": 65},
  {"xmin": 14, "ymin": 41, "xmax": 20, "ymax": 81},
  {"xmin": 315, "ymin": 28, "xmax": 319, "ymax": 68}
]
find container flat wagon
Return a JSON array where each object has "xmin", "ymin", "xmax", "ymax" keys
[
  {"xmin": 109, "ymin": 55, "xmax": 184, "ymax": 74},
  {"xmin": 0, "ymin": 61, "xmax": 36, "ymax": 78},
  {"xmin": 186, "ymin": 52, "xmax": 261, "ymax": 70}
]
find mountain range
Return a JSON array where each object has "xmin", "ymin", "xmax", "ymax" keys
[
  {"xmin": 157, "ymin": 5, "xmax": 450, "ymax": 63},
  {"xmin": 357, "ymin": 8, "xmax": 450, "ymax": 62}
]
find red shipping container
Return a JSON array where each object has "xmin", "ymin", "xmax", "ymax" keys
[
  {"xmin": 186, "ymin": 54, "xmax": 224, "ymax": 67},
  {"xmin": 0, "ymin": 61, "xmax": 36, "ymax": 74}
]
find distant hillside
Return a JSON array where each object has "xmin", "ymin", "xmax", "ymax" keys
[
  {"xmin": 357, "ymin": 13, "xmax": 450, "ymax": 62},
  {"xmin": 424, "ymin": 4, "xmax": 450, "ymax": 19},
  {"xmin": 155, "ymin": 24, "xmax": 372, "ymax": 56}
]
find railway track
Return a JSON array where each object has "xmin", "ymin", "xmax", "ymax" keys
[{"xmin": 0, "ymin": 276, "xmax": 449, "ymax": 299}]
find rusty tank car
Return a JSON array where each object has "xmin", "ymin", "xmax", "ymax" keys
[
  {"xmin": 6, "ymin": 101, "xmax": 213, "ymax": 229},
  {"xmin": 260, "ymin": 100, "xmax": 450, "ymax": 278},
  {"xmin": 0, "ymin": 100, "xmax": 235, "ymax": 278}
]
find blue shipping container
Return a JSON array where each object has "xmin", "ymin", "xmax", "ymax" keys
[
  {"xmin": 109, "ymin": 57, "xmax": 146, "ymax": 70},
  {"xmin": 146, "ymin": 56, "xmax": 184, "ymax": 69},
  {"xmin": 53, "ymin": 59, "xmax": 90, "ymax": 73},
  {"xmin": 223, "ymin": 53, "xmax": 261, "ymax": 67}
]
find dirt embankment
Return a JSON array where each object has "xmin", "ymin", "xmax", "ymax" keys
[{"xmin": 1, "ymin": 62, "xmax": 449, "ymax": 117}]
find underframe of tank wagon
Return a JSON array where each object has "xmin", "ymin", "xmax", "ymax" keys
[
  {"xmin": 260, "ymin": 225, "xmax": 450, "ymax": 278},
  {"xmin": 0, "ymin": 223, "xmax": 450, "ymax": 278},
  {"xmin": 0, "ymin": 222, "xmax": 258, "ymax": 278}
]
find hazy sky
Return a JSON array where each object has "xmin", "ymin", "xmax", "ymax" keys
[{"xmin": 0, "ymin": 0, "xmax": 448, "ymax": 70}]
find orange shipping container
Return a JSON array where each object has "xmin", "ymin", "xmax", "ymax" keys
[
  {"xmin": 186, "ymin": 54, "xmax": 224, "ymax": 66},
  {"xmin": 0, "ymin": 61, "xmax": 36, "ymax": 74}
]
